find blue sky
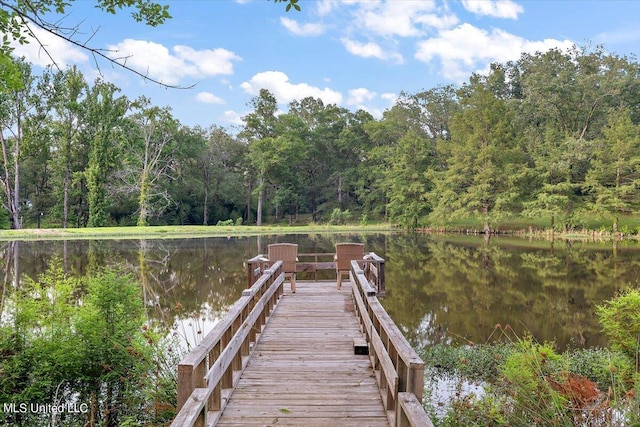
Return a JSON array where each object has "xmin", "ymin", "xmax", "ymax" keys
[{"xmin": 13, "ymin": 0, "xmax": 640, "ymax": 131}]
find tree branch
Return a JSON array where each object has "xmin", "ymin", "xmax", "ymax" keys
[{"xmin": 1, "ymin": 0, "xmax": 195, "ymax": 89}]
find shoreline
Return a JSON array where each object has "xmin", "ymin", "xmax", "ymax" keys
[
  {"xmin": 1, "ymin": 223, "xmax": 637, "ymax": 242},
  {"xmin": 0, "ymin": 224, "xmax": 396, "ymax": 241}
]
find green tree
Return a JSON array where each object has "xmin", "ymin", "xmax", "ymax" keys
[
  {"xmin": 585, "ymin": 108, "xmax": 640, "ymax": 231},
  {"xmin": 523, "ymin": 127, "xmax": 591, "ymax": 230},
  {"xmin": 49, "ymin": 66, "xmax": 88, "ymax": 228},
  {"xmin": 197, "ymin": 126, "xmax": 245, "ymax": 225},
  {"xmin": 240, "ymin": 89, "xmax": 278, "ymax": 225},
  {"xmin": 387, "ymin": 129, "xmax": 433, "ymax": 228},
  {"xmin": 428, "ymin": 76, "xmax": 523, "ymax": 233},
  {"xmin": 383, "ymin": 87, "xmax": 458, "ymax": 228},
  {"xmin": 334, "ymin": 109, "xmax": 374, "ymax": 213},
  {"xmin": 83, "ymin": 80, "xmax": 129, "ymax": 227},
  {"xmin": 117, "ymin": 99, "xmax": 179, "ymax": 226},
  {"xmin": 269, "ymin": 113, "xmax": 308, "ymax": 222},
  {"xmin": 0, "ymin": 58, "xmax": 49, "ymax": 229}
]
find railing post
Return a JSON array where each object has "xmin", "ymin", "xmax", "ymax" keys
[
  {"xmin": 377, "ymin": 258, "xmax": 386, "ymax": 296},
  {"xmin": 177, "ymin": 360, "xmax": 206, "ymax": 411},
  {"xmin": 246, "ymin": 254, "xmax": 265, "ymax": 287}
]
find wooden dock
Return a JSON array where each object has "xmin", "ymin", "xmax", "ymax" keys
[
  {"xmin": 217, "ymin": 281, "xmax": 388, "ymax": 426},
  {"xmin": 172, "ymin": 254, "xmax": 433, "ymax": 427}
]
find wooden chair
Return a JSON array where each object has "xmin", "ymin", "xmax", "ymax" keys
[
  {"xmin": 268, "ymin": 243, "xmax": 298, "ymax": 293},
  {"xmin": 334, "ymin": 243, "xmax": 364, "ymax": 290}
]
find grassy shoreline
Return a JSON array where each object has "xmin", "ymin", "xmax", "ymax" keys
[
  {"xmin": 0, "ymin": 224, "xmax": 397, "ymax": 241},
  {"xmin": 2, "ymin": 219, "xmax": 639, "ymax": 242}
]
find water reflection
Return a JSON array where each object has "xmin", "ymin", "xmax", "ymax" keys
[
  {"xmin": 1, "ymin": 234, "xmax": 638, "ymax": 352},
  {"xmin": 379, "ymin": 235, "xmax": 640, "ymax": 351}
]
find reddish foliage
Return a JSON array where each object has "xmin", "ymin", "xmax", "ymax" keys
[{"xmin": 547, "ymin": 372, "xmax": 601, "ymax": 407}]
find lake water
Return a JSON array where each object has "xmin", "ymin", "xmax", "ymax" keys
[{"xmin": 1, "ymin": 233, "xmax": 637, "ymax": 352}]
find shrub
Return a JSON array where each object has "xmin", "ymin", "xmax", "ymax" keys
[
  {"xmin": 329, "ymin": 208, "xmax": 352, "ymax": 225},
  {"xmin": 0, "ymin": 207, "xmax": 9, "ymax": 229},
  {"xmin": 0, "ymin": 261, "xmax": 177, "ymax": 426},
  {"xmin": 597, "ymin": 289, "xmax": 640, "ymax": 373}
]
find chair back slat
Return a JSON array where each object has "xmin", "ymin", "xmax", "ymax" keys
[
  {"xmin": 268, "ymin": 243, "xmax": 298, "ymax": 273},
  {"xmin": 335, "ymin": 243, "xmax": 365, "ymax": 270}
]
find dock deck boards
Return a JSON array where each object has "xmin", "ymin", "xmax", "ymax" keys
[{"xmin": 215, "ymin": 280, "xmax": 389, "ymax": 427}]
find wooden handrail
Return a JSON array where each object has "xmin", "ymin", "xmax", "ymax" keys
[
  {"xmin": 247, "ymin": 251, "xmax": 386, "ymax": 295},
  {"xmin": 173, "ymin": 261, "xmax": 284, "ymax": 427},
  {"xmin": 363, "ymin": 252, "xmax": 386, "ymax": 296},
  {"xmin": 350, "ymin": 259, "xmax": 432, "ymax": 427}
]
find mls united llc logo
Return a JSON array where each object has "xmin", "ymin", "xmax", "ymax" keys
[{"xmin": 2, "ymin": 402, "xmax": 89, "ymax": 414}]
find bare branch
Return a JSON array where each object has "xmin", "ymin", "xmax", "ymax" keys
[{"xmin": 0, "ymin": 0, "xmax": 195, "ymax": 89}]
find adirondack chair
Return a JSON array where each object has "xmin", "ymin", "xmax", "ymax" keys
[
  {"xmin": 267, "ymin": 243, "xmax": 298, "ymax": 293},
  {"xmin": 334, "ymin": 243, "xmax": 364, "ymax": 290}
]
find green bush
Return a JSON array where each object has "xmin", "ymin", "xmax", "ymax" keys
[
  {"xmin": 0, "ymin": 261, "xmax": 177, "ymax": 426},
  {"xmin": 329, "ymin": 208, "xmax": 352, "ymax": 225},
  {"xmin": 597, "ymin": 288, "xmax": 640, "ymax": 373},
  {"xmin": 0, "ymin": 208, "xmax": 9, "ymax": 229},
  {"xmin": 424, "ymin": 336, "xmax": 638, "ymax": 426}
]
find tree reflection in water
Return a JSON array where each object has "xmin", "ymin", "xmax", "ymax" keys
[{"xmin": 1, "ymin": 234, "xmax": 638, "ymax": 352}]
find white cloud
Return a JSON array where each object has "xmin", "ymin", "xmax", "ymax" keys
[
  {"xmin": 415, "ymin": 13, "xmax": 459, "ymax": 30},
  {"xmin": 415, "ymin": 23, "xmax": 574, "ymax": 81},
  {"xmin": 461, "ymin": 0, "xmax": 524, "ymax": 19},
  {"xmin": 347, "ymin": 88, "xmax": 376, "ymax": 105},
  {"xmin": 341, "ymin": 38, "xmax": 403, "ymax": 63},
  {"xmin": 196, "ymin": 92, "xmax": 225, "ymax": 104},
  {"xmin": 595, "ymin": 27, "xmax": 640, "ymax": 45},
  {"xmin": 381, "ymin": 92, "xmax": 398, "ymax": 104},
  {"xmin": 317, "ymin": 0, "xmax": 335, "ymax": 16},
  {"xmin": 222, "ymin": 110, "xmax": 244, "ymax": 125},
  {"xmin": 241, "ymin": 71, "xmax": 343, "ymax": 105},
  {"xmin": 107, "ymin": 39, "xmax": 241, "ymax": 85},
  {"xmin": 353, "ymin": 0, "xmax": 438, "ymax": 37},
  {"xmin": 11, "ymin": 23, "xmax": 88, "ymax": 68},
  {"xmin": 280, "ymin": 17, "xmax": 325, "ymax": 36}
]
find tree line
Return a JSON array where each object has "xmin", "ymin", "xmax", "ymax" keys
[{"xmin": 1, "ymin": 45, "xmax": 640, "ymax": 231}]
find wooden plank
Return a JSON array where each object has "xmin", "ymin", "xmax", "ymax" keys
[
  {"xmin": 216, "ymin": 281, "xmax": 389, "ymax": 427},
  {"xmin": 170, "ymin": 388, "xmax": 208, "ymax": 427},
  {"xmin": 216, "ymin": 418, "xmax": 388, "ymax": 427},
  {"xmin": 205, "ymin": 273, "xmax": 283, "ymax": 388},
  {"xmin": 397, "ymin": 392, "xmax": 435, "ymax": 427}
]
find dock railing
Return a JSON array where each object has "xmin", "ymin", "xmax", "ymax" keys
[
  {"xmin": 175, "ymin": 251, "xmax": 427, "ymax": 427},
  {"xmin": 350, "ymin": 259, "xmax": 434, "ymax": 427},
  {"xmin": 172, "ymin": 261, "xmax": 284, "ymax": 427},
  {"xmin": 247, "ymin": 250, "xmax": 385, "ymax": 295}
]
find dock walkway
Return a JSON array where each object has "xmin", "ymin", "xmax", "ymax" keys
[
  {"xmin": 217, "ymin": 281, "xmax": 388, "ymax": 426},
  {"xmin": 172, "ymin": 256, "xmax": 433, "ymax": 427}
]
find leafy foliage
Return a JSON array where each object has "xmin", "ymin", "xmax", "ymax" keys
[
  {"xmin": 597, "ymin": 288, "xmax": 640, "ymax": 372},
  {"xmin": 422, "ymin": 291, "xmax": 640, "ymax": 426},
  {"xmin": 3, "ymin": 45, "xmax": 640, "ymax": 229},
  {"xmin": 273, "ymin": 0, "xmax": 301, "ymax": 12},
  {"xmin": 0, "ymin": 260, "xmax": 177, "ymax": 426}
]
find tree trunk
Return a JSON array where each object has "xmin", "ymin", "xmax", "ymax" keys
[
  {"xmin": 12, "ymin": 148, "xmax": 20, "ymax": 229},
  {"xmin": 1, "ymin": 132, "xmax": 20, "ymax": 229},
  {"xmin": 138, "ymin": 172, "xmax": 149, "ymax": 226},
  {"xmin": 483, "ymin": 201, "xmax": 490, "ymax": 234},
  {"xmin": 63, "ymin": 166, "xmax": 70, "ymax": 228},
  {"xmin": 244, "ymin": 180, "xmax": 252, "ymax": 224},
  {"xmin": 256, "ymin": 177, "xmax": 264, "ymax": 226},
  {"xmin": 202, "ymin": 185, "xmax": 209, "ymax": 225}
]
